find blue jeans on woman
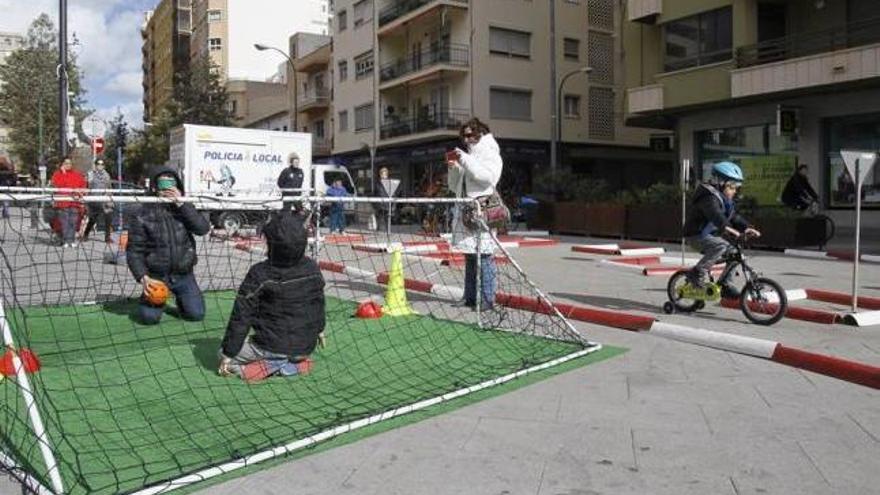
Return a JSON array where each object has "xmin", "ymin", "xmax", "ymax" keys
[
  {"xmin": 464, "ymin": 254, "xmax": 496, "ymax": 309},
  {"xmin": 138, "ymin": 273, "xmax": 205, "ymax": 325},
  {"xmin": 57, "ymin": 207, "xmax": 79, "ymax": 244}
]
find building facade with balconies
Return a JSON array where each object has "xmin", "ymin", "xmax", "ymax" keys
[
  {"xmin": 142, "ymin": 0, "xmax": 193, "ymax": 122},
  {"xmin": 332, "ymin": 0, "xmax": 666, "ymax": 198},
  {"xmin": 625, "ymin": 0, "xmax": 880, "ymax": 223}
]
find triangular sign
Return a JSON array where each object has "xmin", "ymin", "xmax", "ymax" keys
[{"xmin": 840, "ymin": 150, "xmax": 877, "ymax": 185}]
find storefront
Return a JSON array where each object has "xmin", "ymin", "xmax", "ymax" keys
[{"xmin": 677, "ymin": 86, "xmax": 880, "ymax": 228}]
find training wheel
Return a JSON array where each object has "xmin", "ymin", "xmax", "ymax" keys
[{"xmin": 662, "ymin": 302, "xmax": 675, "ymax": 314}]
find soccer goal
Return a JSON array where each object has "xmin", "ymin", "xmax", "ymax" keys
[{"xmin": 0, "ymin": 191, "xmax": 598, "ymax": 494}]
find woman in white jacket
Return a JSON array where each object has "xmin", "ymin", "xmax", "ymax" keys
[{"xmin": 447, "ymin": 118, "xmax": 503, "ymax": 311}]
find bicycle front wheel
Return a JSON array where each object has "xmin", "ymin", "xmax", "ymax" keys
[{"xmin": 740, "ymin": 277, "xmax": 788, "ymax": 325}]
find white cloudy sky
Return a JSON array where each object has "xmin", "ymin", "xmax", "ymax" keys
[{"xmin": 0, "ymin": 0, "xmax": 153, "ymax": 126}]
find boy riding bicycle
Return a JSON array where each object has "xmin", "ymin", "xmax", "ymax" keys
[{"xmin": 683, "ymin": 162, "xmax": 761, "ymax": 299}]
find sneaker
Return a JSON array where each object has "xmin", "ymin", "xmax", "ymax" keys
[{"xmin": 452, "ymin": 299, "xmax": 475, "ymax": 308}]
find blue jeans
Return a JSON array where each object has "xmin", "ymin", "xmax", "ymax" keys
[
  {"xmin": 57, "ymin": 207, "xmax": 79, "ymax": 243},
  {"xmin": 138, "ymin": 273, "xmax": 205, "ymax": 325},
  {"xmin": 464, "ymin": 254, "xmax": 496, "ymax": 308},
  {"xmin": 329, "ymin": 206, "xmax": 345, "ymax": 233},
  {"xmin": 1, "ymin": 201, "xmax": 9, "ymax": 219}
]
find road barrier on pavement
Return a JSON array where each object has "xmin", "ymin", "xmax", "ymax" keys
[{"xmin": 311, "ymin": 260, "xmax": 880, "ymax": 390}]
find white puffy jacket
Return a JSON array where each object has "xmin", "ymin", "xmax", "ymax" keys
[{"xmin": 449, "ymin": 133, "xmax": 504, "ymax": 254}]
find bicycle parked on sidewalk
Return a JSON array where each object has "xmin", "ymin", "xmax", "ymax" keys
[{"xmin": 663, "ymin": 234, "xmax": 788, "ymax": 325}]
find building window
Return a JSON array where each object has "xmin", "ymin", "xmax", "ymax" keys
[
  {"xmin": 696, "ymin": 124, "xmax": 799, "ymax": 206},
  {"xmin": 564, "ymin": 95, "xmax": 580, "ymax": 118},
  {"xmin": 489, "ymin": 27, "xmax": 531, "ymax": 59},
  {"xmin": 337, "ymin": 10, "xmax": 347, "ymax": 32},
  {"xmin": 563, "ymin": 38, "xmax": 580, "ymax": 61},
  {"xmin": 207, "ymin": 9, "xmax": 222, "ymax": 22},
  {"xmin": 355, "ymin": 103, "xmax": 374, "ymax": 131},
  {"xmin": 490, "ymin": 88, "xmax": 531, "ymax": 120},
  {"xmin": 209, "ymin": 38, "xmax": 222, "ymax": 51},
  {"xmin": 353, "ymin": 0, "xmax": 372, "ymax": 28},
  {"xmin": 826, "ymin": 113, "xmax": 880, "ymax": 209},
  {"xmin": 355, "ymin": 50, "xmax": 374, "ymax": 79},
  {"xmin": 664, "ymin": 7, "xmax": 732, "ymax": 72},
  {"xmin": 338, "ymin": 60, "xmax": 348, "ymax": 82},
  {"xmin": 315, "ymin": 119, "xmax": 326, "ymax": 139},
  {"xmin": 339, "ymin": 110, "xmax": 349, "ymax": 132}
]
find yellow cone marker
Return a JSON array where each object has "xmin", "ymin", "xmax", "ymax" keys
[{"xmin": 382, "ymin": 249, "xmax": 416, "ymax": 317}]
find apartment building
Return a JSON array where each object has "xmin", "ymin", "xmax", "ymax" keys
[
  {"xmin": 190, "ymin": 0, "xmax": 331, "ymax": 82},
  {"xmin": 329, "ymin": 0, "xmax": 665, "ymax": 197},
  {"xmin": 142, "ymin": 0, "xmax": 193, "ymax": 122},
  {"xmin": 291, "ymin": 33, "xmax": 334, "ymax": 158},
  {"xmin": 624, "ymin": 0, "xmax": 880, "ymax": 225},
  {"xmin": 0, "ymin": 32, "xmax": 24, "ymax": 161}
]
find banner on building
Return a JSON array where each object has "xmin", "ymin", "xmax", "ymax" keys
[{"xmin": 739, "ymin": 155, "xmax": 797, "ymax": 206}]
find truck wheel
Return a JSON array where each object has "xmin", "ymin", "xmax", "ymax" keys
[{"xmin": 219, "ymin": 212, "xmax": 245, "ymax": 236}]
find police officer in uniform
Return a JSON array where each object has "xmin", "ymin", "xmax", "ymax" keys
[{"xmin": 277, "ymin": 152, "xmax": 304, "ymax": 212}]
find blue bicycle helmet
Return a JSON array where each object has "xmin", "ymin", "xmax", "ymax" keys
[{"xmin": 712, "ymin": 161, "xmax": 744, "ymax": 184}]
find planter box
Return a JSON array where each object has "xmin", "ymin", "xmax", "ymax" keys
[
  {"xmin": 751, "ymin": 215, "xmax": 831, "ymax": 249},
  {"xmin": 585, "ymin": 204, "xmax": 627, "ymax": 238},
  {"xmin": 626, "ymin": 205, "xmax": 681, "ymax": 242},
  {"xmin": 552, "ymin": 202, "xmax": 590, "ymax": 234}
]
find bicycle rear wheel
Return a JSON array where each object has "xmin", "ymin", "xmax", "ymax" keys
[
  {"xmin": 667, "ymin": 270, "xmax": 703, "ymax": 313},
  {"xmin": 740, "ymin": 277, "xmax": 787, "ymax": 325}
]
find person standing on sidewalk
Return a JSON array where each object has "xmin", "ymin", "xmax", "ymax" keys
[
  {"xmin": 83, "ymin": 159, "xmax": 114, "ymax": 242},
  {"xmin": 277, "ymin": 152, "xmax": 304, "ymax": 212},
  {"xmin": 326, "ymin": 179, "xmax": 349, "ymax": 234},
  {"xmin": 50, "ymin": 157, "xmax": 86, "ymax": 248},
  {"xmin": 447, "ymin": 118, "xmax": 504, "ymax": 311},
  {"xmin": 0, "ymin": 157, "xmax": 16, "ymax": 219}
]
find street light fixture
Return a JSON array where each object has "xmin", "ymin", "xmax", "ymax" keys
[
  {"xmin": 551, "ymin": 66, "xmax": 592, "ymax": 174},
  {"xmin": 254, "ymin": 43, "xmax": 299, "ymax": 130}
]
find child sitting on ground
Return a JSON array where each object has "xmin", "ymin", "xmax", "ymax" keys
[{"xmin": 218, "ymin": 212, "xmax": 326, "ymax": 382}]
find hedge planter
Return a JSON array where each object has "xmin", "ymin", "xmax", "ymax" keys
[
  {"xmin": 750, "ymin": 215, "xmax": 832, "ymax": 249},
  {"xmin": 626, "ymin": 205, "xmax": 681, "ymax": 242},
  {"xmin": 551, "ymin": 202, "xmax": 589, "ymax": 234},
  {"xmin": 584, "ymin": 204, "xmax": 627, "ymax": 238}
]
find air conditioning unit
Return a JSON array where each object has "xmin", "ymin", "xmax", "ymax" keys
[{"xmin": 649, "ymin": 134, "xmax": 674, "ymax": 152}]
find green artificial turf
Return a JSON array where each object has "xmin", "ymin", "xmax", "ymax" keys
[{"xmin": 0, "ymin": 293, "xmax": 617, "ymax": 494}]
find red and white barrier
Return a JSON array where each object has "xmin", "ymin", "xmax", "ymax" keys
[
  {"xmin": 572, "ymin": 243, "xmax": 665, "ymax": 256},
  {"xmin": 784, "ymin": 249, "xmax": 880, "ymax": 264},
  {"xmin": 316, "ymin": 260, "xmax": 880, "ymax": 389},
  {"xmin": 600, "ymin": 257, "xmax": 724, "ymax": 277}
]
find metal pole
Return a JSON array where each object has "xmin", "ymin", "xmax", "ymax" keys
[
  {"xmin": 59, "ymin": 0, "xmax": 69, "ymax": 157},
  {"xmin": 549, "ymin": 0, "xmax": 558, "ymax": 177},
  {"xmin": 852, "ymin": 159, "xmax": 862, "ymax": 313},
  {"xmin": 117, "ymin": 145, "xmax": 124, "ymax": 231},
  {"xmin": 681, "ymin": 159, "xmax": 689, "ymax": 266}
]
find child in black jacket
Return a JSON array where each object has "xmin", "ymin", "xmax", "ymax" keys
[
  {"xmin": 218, "ymin": 212, "xmax": 326, "ymax": 382},
  {"xmin": 682, "ymin": 161, "xmax": 761, "ymax": 299}
]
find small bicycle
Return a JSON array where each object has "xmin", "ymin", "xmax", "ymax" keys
[{"xmin": 663, "ymin": 234, "xmax": 788, "ymax": 325}]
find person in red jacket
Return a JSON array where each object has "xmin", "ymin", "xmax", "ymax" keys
[{"xmin": 50, "ymin": 157, "xmax": 86, "ymax": 247}]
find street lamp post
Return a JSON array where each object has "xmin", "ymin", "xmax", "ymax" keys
[
  {"xmin": 59, "ymin": 0, "xmax": 69, "ymax": 157},
  {"xmin": 254, "ymin": 43, "xmax": 299, "ymax": 131},
  {"xmin": 552, "ymin": 66, "xmax": 592, "ymax": 174},
  {"xmin": 361, "ymin": 142, "xmax": 377, "ymax": 194}
]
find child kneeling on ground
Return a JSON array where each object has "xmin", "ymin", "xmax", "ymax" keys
[{"xmin": 218, "ymin": 212, "xmax": 326, "ymax": 382}]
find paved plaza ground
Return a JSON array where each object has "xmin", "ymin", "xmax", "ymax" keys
[{"xmin": 1, "ymin": 222, "xmax": 878, "ymax": 494}]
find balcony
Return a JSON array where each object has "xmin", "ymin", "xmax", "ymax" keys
[
  {"xmin": 380, "ymin": 109, "xmax": 468, "ymax": 141},
  {"xmin": 378, "ymin": 0, "xmax": 468, "ymax": 35},
  {"xmin": 732, "ymin": 17, "xmax": 880, "ymax": 98},
  {"xmin": 379, "ymin": 44, "xmax": 469, "ymax": 89},
  {"xmin": 298, "ymin": 88, "xmax": 330, "ymax": 113},
  {"xmin": 627, "ymin": 84, "xmax": 664, "ymax": 114},
  {"xmin": 627, "ymin": 0, "xmax": 661, "ymax": 24},
  {"xmin": 313, "ymin": 136, "xmax": 332, "ymax": 156}
]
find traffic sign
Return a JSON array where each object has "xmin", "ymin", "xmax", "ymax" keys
[
  {"xmin": 840, "ymin": 150, "xmax": 877, "ymax": 185},
  {"xmin": 83, "ymin": 116, "xmax": 107, "ymax": 139},
  {"xmin": 92, "ymin": 137, "xmax": 105, "ymax": 155}
]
